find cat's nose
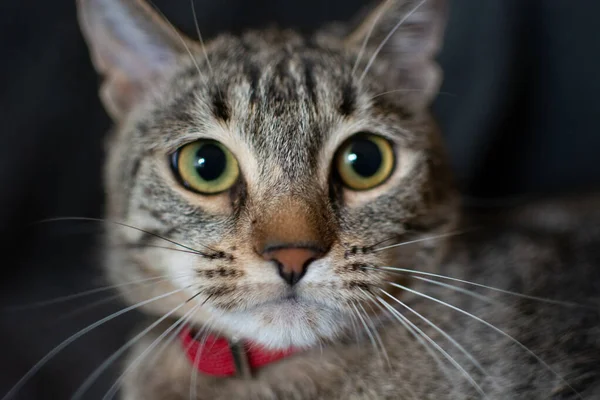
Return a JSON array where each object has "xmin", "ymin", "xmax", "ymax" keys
[{"xmin": 262, "ymin": 246, "xmax": 323, "ymax": 286}]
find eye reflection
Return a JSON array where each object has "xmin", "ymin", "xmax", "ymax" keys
[
  {"xmin": 335, "ymin": 133, "xmax": 395, "ymax": 190},
  {"xmin": 171, "ymin": 140, "xmax": 239, "ymax": 194}
]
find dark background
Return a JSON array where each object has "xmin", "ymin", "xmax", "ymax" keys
[{"xmin": 0, "ymin": 0, "xmax": 599, "ymax": 398}]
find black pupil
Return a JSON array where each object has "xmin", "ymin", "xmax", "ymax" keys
[
  {"xmin": 194, "ymin": 143, "xmax": 226, "ymax": 181},
  {"xmin": 347, "ymin": 138, "xmax": 382, "ymax": 178}
]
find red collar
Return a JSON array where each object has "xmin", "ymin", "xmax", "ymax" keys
[{"xmin": 180, "ymin": 325, "xmax": 297, "ymax": 377}]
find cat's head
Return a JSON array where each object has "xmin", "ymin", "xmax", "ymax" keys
[{"xmin": 79, "ymin": 0, "xmax": 457, "ymax": 349}]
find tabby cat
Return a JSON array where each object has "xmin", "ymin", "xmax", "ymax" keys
[{"xmin": 71, "ymin": 0, "xmax": 600, "ymax": 398}]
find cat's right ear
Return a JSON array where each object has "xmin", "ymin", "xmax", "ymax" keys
[
  {"xmin": 345, "ymin": 0, "xmax": 447, "ymax": 111},
  {"xmin": 77, "ymin": 0, "xmax": 196, "ymax": 120}
]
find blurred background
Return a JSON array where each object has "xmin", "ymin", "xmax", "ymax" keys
[{"xmin": 0, "ymin": 0, "xmax": 599, "ymax": 398}]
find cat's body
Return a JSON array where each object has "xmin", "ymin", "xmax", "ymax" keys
[{"xmin": 73, "ymin": 0, "xmax": 600, "ymax": 398}]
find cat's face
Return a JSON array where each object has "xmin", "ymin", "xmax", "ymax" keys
[{"xmin": 79, "ymin": 0, "xmax": 456, "ymax": 349}]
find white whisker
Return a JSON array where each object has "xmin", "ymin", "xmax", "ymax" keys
[
  {"xmin": 54, "ymin": 287, "xmax": 138, "ymax": 323},
  {"xmin": 72, "ymin": 293, "xmax": 200, "ymax": 399},
  {"xmin": 345, "ymin": 303, "xmax": 363, "ymax": 344},
  {"xmin": 377, "ymin": 296, "xmax": 487, "ymax": 398},
  {"xmin": 366, "ymin": 296, "xmax": 439, "ymax": 400},
  {"xmin": 189, "ymin": 0, "xmax": 214, "ymax": 78},
  {"xmin": 1, "ymin": 287, "xmax": 190, "ymax": 400},
  {"xmin": 372, "ymin": 229, "xmax": 470, "ymax": 253},
  {"xmin": 190, "ymin": 320, "xmax": 215, "ymax": 400},
  {"xmin": 370, "ymin": 88, "xmax": 425, "ymax": 99},
  {"xmin": 37, "ymin": 217, "xmax": 217, "ymax": 254},
  {"xmin": 122, "ymin": 243, "xmax": 209, "ymax": 256},
  {"xmin": 146, "ymin": 0, "xmax": 204, "ymax": 81},
  {"xmin": 412, "ymin": 276, "xmax": 498, "ymax": 304},
  {"xmin": 351, "ymin": 1, "xmax": 387, "ymax": 76},
  {"xmin": 357, "ymin": 291, "xmax": 392, "ymax": 368},
  {"xmin": 371, "ymin": 294, "xmax": 451, "ymax": 377},
  {"xmin": 350, "ymin": 302, "xmax": 378, "ymax": 350},
  {"xmin": 388, "ymin": 282, "xmax": 583, "ymax": 399},
  {"xmin": 351, "ymin": 302, "xmax": 390, "ymax": 368},
  {"xmin": 359, "ymin": 0, "xmax": 428, "ymax": 82},
  {"xmin": 376, "ymin": 296, "xmax": 488, "ymax": 398},
  {"xmin": 2, "ymin": 273, "xmax": 191, "ymax": 312},
  {"xmin": 103, "ymin": 303, "xmax": 202, "ymax": 400},
  {"xmin": 380, "ymin": 289, "xmax": 493, "ymax": 381},
  {"xmin": 370, "ymin": 88, "xmax": 457, "ymax": 100},
  {"xmin": 378, "ymin": 266, "xmax": 585, "ymax": 308},
  {"xmin": 55, "ymin": 274, "xmax": 198, "ymax": 324},
  {"xmin": 389, "ymin": 273, "xmax": 497, "ymax": 305}
]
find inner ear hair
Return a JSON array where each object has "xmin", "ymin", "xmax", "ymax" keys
[
  {"xmin": 346, "ymin": 0, "xmax": 448, "ymax": 110},
  {"xmin": 77, "ymin": 0, "xmax": 198, "ymax": 119}
]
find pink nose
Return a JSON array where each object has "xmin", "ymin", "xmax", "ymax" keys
[{"xmin": 263, "ymin": 247, "xmax": 323, "ymax": 285}]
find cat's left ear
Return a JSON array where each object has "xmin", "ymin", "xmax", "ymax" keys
[
  {"xmin": 77, "ymin": 0, "xmax": 197, "ymax": 120},
  {"xmin": 346, "ymin": 0, "xmax": 447, "ymax": 110}
]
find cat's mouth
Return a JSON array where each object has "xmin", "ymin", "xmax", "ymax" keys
[
  {"xmin": 210, "ymin": 290, "xmax": 346, "ymax": 349},
  {"xmin": 243, "ymin": 292, "xmax": 315, "ymax": 314},
  {"xmin": 266, "ymin": 293, "xmax": 300, "ymax": 305},
  {"xmin": 249, "ymin": 289, "xmax": 336, "ymax": 312}
]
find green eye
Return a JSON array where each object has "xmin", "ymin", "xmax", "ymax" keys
[
  {"xmin": 335, "ymin": 133, "xmax": 395, "ymax": 190},
  {"xmin": 171, "ymin": 140, "xmax": 239, "ymax": 194}
]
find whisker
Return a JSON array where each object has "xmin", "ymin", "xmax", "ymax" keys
[
  {"xmin": 71, "ymin": 293, "xmax": 196, "ymax": 399},
  {"xmin": 150, "ymin": 304, "xmax": 214, "ymax": 373},
  {"xmin": 350, "ymin": 302, "xmax": 383, "ymax": 366},
  {"xmin": 2, "ymin": 273, "xmax": 192, "ymax": 312},
  {"xmin": 366, "ymin": 226, "xmax": 454, "ymax": 251},
  {"xmin": 345, "ymin": 303, "xmax": 363, "ymax": 344},
  {"xmin": 372, "ymin": 229, "xmax": 472, "ymax": 253},
  {"xmin": 351, "ymin": 0, "xmax": 387, "ymax": 76},
  {"xmin": 370, "ymin": 89, "xmax": 457, "ymax": 100},
  {"xmin": 1, "ymin": 287, "xmax": 190, "ymax": 400},
  {"xmin": 120, "ymin": 243, "xmax": 206, "ymax": 256},
  {"xmin": 363, "ymin": 269, "xmax": 496, "ymax": 305},
  {"xmin": 366, "ymin": 235, "xmax": 402, "ymax": 251},
  {"xmin": 317, "ymin": 336, "xmax": 324, "ymax": 356},
  {"xmin": 377, "ymin": 266, "xmax": 586, "ymax": 308},
  {"xmin": 158, "ymin": 293, "xmax": 215, "ymax": 374},
  {"xmin": 356, "ymin": 293, "xmax": 391, "ymax": 368},
  {"xmin": 189, "ymin": 0, "xmax": 214, "ymax": 78},
  {"xmin": 52, "ymin": 286, "xmax": 146, "ymax": 324},
  {"xmin": 102, "ymin": 303, "xmax": 202, "ymax": 400},
  {"xmin": 359, "ymin": 0, "xmax": 428, "ymax": 82},
  {"xmin": 411, "ymin": 276, "xmax": 498, "ymax": 304},
  {"xmin": 376, "ymin": 296, "xmax": 488, "ymax": 398},
  {"xmin": 146, "ymin": 0, "xmax": 204, "ymax": 81},
  {"xmin": 190, "ymin": 320, "xmax": 216, "ymax": 400},
  {"xmin": 380, "ymin": 289, "xmax": 492, "ymax": 380},
  {"xmin": 52, "ymin": 279, "xmax": 180, "ymax": 324},
  {"xmin": 387, "ymin": 281, "xmax": 583, "ymax": 399},
  {"xmin": 366, "ymin": 226, "xmax": 447, "ymax": 251},
  {"xmin": 34, "ymin": 217, "xmax": 217, "ymax": 255},
  {"xmin": 368, "ymin": 293, "xmax": 451, "ymax": 376}
]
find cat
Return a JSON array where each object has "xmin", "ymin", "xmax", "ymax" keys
[{"xmin": 69, "ymin": 0, "xmax": 600, "ymax": 398}]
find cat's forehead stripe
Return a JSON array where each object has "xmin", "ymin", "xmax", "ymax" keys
[
  {"xmin": 171, "ymin": 41, "xmax": 353, "ymax": 179},
  {"xmin": 139, "ymin": 35, "xmax": 424, "ymax": 185},
  {"xmin": 211, "ymin": 89, "xmax": 230, "ymax": 122},
  {"xmin": 301, "ymin": 56, "xmax": 318, "ymax": 107},
  {"xmin": 339, "ymin": 82, "xmax": 356, "ymax": 116}
]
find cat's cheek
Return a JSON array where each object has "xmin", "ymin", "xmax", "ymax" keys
[
  {"xmin": 152, "ymin": 249, "xmax": 201, "ymax": 293},
  {"xmin": 155, "ymin": 161, "xmax": 235, "ymax": 215},
  {"xmin": 296, "ymin": 260, "xmax": 347, "ymax": 304}
]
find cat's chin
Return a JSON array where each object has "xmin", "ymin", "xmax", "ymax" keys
[{"xmin": 215, "ymin": 298, "xmax": 347, "ymax": 350}]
